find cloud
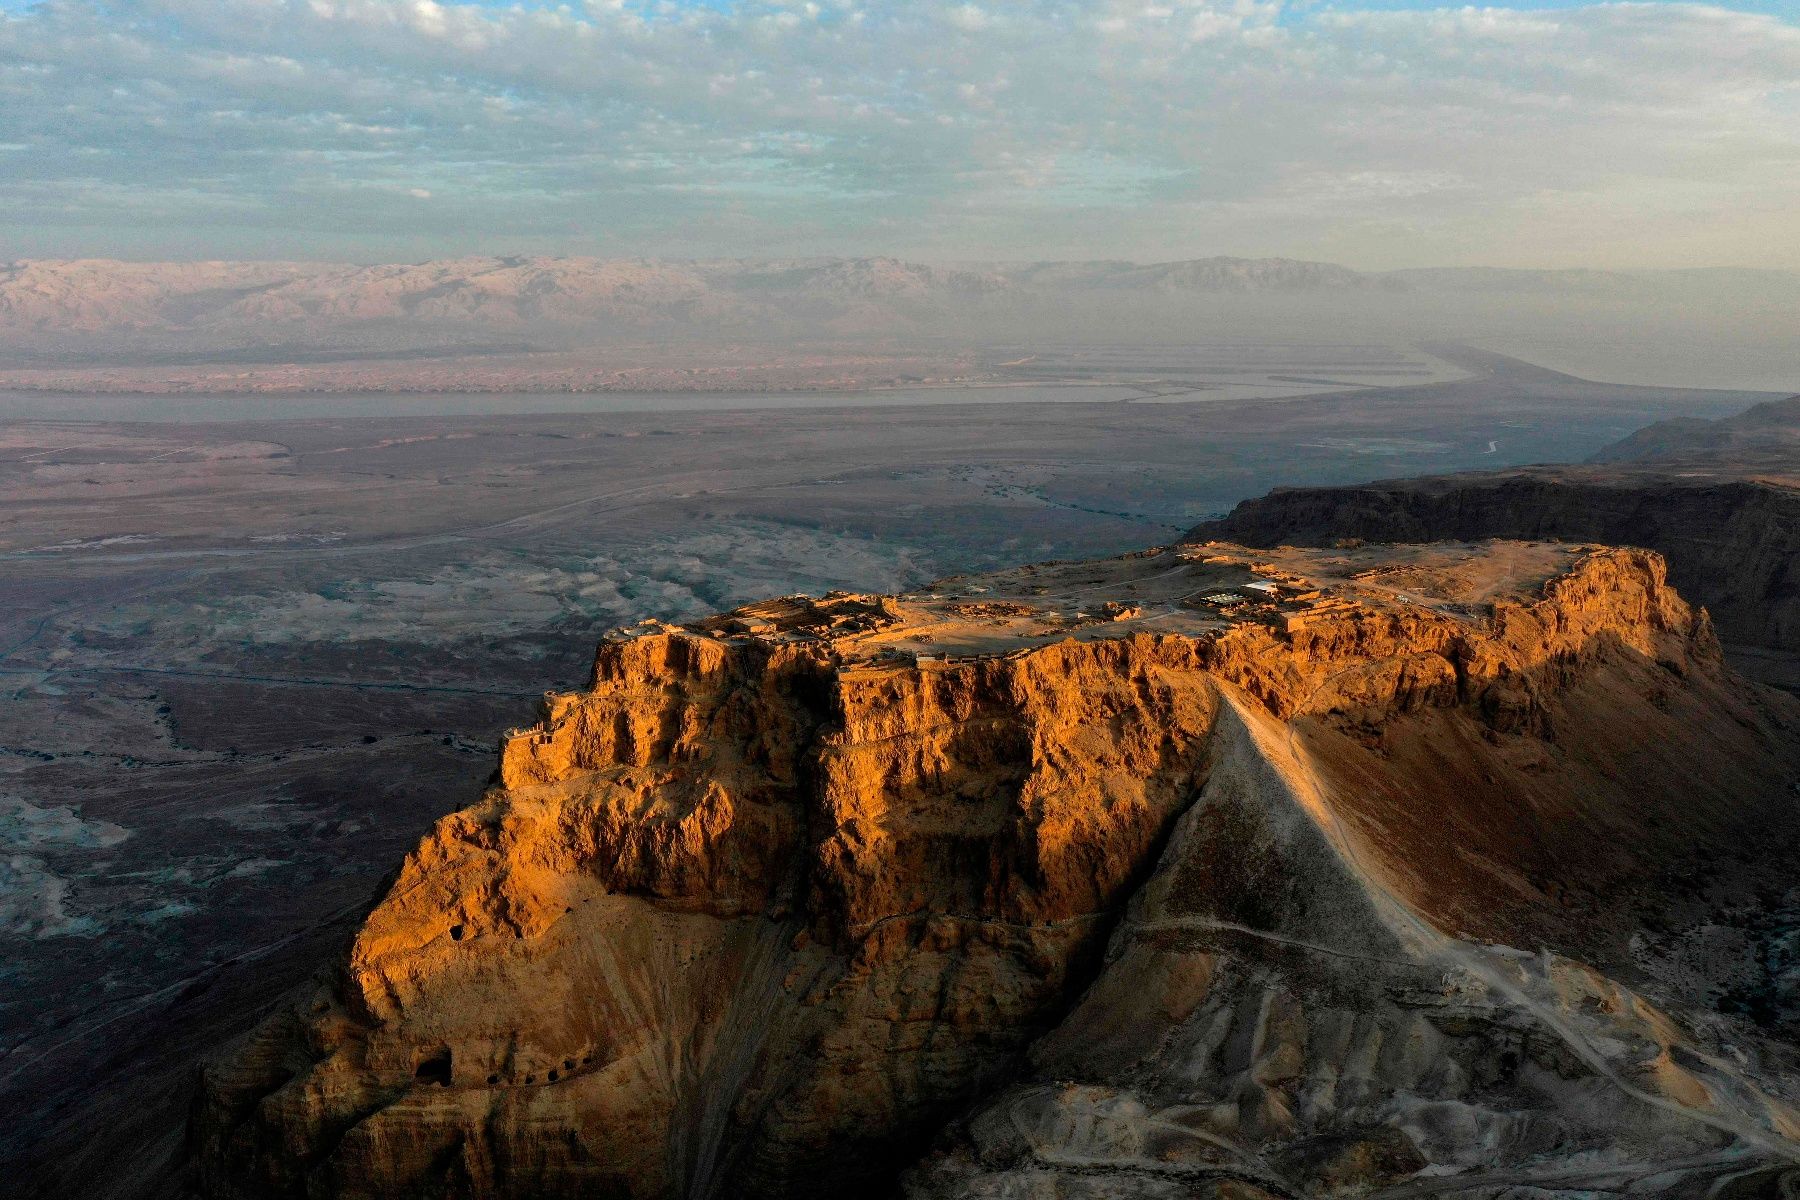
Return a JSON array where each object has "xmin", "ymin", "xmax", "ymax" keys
[{"xmin": 0, "ymin": 0, "xmax": 1795, "ymax": 265}]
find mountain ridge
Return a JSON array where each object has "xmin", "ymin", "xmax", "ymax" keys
[{"xmin": 6, "ymin": 255, "xmax": 1797, "ymax": 340}]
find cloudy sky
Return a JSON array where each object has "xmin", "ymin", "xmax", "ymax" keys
[{"xmin": 1, "ymin": 0, "xmax": 1796, "ymax": 267}]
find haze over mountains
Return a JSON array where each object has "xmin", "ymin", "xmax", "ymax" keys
[
  {"xmin": 0, "ymin": 256, "xmax": 1344, "ymax": 337},
  {"xmin": 3, "ymin": 256, "xmax": 1796, "ymax": 391},
  {"xmin": 7, "ymin": 254, "xmax": 1798, "ymax": 334}
]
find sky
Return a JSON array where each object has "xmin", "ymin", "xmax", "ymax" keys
[{"xmin": 0, "ymin": 0, "xmax": 1796, "ymax": 268}]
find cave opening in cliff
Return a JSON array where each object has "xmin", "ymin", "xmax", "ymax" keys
[{"xmin": 414, "ymin": 1047, "xmax": 453, "ymax": 1087}]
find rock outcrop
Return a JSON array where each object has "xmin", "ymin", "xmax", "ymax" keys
[
  {"xmin": 1200, "ymin": 475, "xmax": 1800, "ymax": 654},
  {"xmin": 1195, "ymin": 395, "xmax": 1800, "ymax": 657},
  {"xmin": 193, "ymin": 541, "xmax": 1800, "ymax": 1199}
]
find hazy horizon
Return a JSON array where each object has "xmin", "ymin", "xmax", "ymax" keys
[{"xmin": 2, "ymin": 253, "xmax": 1794, "ymax": 392}]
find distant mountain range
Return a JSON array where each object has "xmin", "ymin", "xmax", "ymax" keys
[{"xmin": 4, "ymin": 255, "xmax": 1794, "ymax": 343}]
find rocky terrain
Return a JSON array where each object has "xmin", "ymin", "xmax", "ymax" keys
[
  {"xmin": 1200, "ymin": 397, "xmax": 1800, "ymax": 664},
  {"xmin": 12, "ymin": 347, "xmax": 1772, "ymax": 1200},
  {"xmin": 192, "ymin": 538, "xmax": 1800, "ymax": 1198}
]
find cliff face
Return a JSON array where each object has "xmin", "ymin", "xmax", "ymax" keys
[
  {"xmin": 1199, "ymin": 475, "xmax": 1800, "ymax": 653},
  {"xmin": 197, "ymin": 633, "xmax": 1226, "ymax": 1199},
  {"xmin": 193, "ymin": 543, "xmax": 1800, "ymax": 1199}
]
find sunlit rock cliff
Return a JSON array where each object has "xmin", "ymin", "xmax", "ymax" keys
[{"xmin": 193, "ymin": 541, "xmax": 1800, "ymax": 1199}]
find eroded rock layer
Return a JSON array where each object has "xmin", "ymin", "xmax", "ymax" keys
[{"xmin": 194, "ymin": 541, "xmax": 1800, "ymax": 1199}]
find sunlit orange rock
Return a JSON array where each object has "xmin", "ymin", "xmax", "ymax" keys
[{"xmin": 193, "ymin": 541, "xmax": 1800, "ymax": 1199}]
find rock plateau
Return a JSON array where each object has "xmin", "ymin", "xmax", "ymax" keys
[{"xmin": 193, "ymin": 540, "xmax": 1800, "ymax": 1199}]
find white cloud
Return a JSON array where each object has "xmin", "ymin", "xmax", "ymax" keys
[{"xmin": 0, "ymin": 0, "xmax": 1794, "ymax": 266}]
